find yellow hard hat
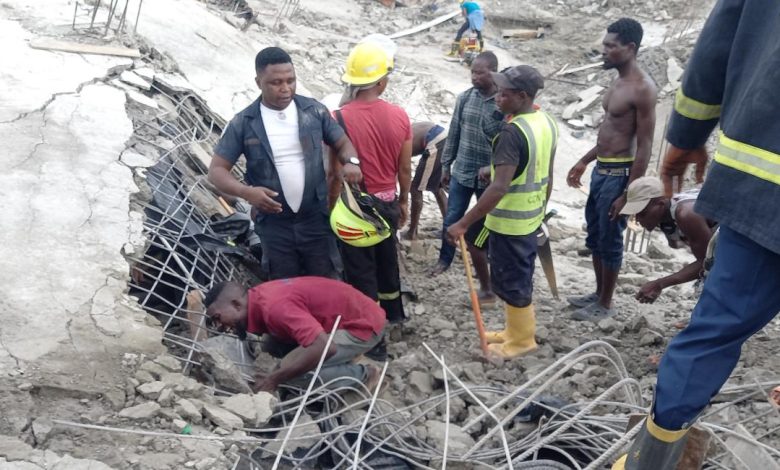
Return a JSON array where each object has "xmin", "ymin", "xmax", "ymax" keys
[
  {"xmin": 341, "ymin": 42, "xmax": 394, "ymax": 86},
  {"xmin": 330, "ymin": 188, "xmax": 391, "ymax": 248}
]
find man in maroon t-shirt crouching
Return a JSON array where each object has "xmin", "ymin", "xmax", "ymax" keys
[{"xmin": 204, "ymin": 276, "xmax": 385, "ymax": 393}]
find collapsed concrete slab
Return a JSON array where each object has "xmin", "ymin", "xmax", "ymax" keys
[
  {"xmin": 136, "ymin": 0, "xmax": 310, "ymax": 121},
  {"xmin": 0, "ymin": 2, "xmax": 162, "ymax": 396}
]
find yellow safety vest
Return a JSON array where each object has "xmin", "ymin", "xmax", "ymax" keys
[{"xmin": 485, "ymin": 110, "xmax": 558, "ymax": 236}]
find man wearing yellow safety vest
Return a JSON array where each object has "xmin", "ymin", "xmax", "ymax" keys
[
  {"xmin": 613, "ymin": 1, "xmax": 780, "ymax": 468},
  {"xmin": 446, "ymin": 65, "xmax": 557, "ymax": 359}
]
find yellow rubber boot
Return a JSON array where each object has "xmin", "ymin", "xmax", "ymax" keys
[
  {"xmin": 484, "ymin": 306, "xmax": 510, "ymax": 344},
  {"xmin": 446, "ymin": 41, "xmax": 460, "ymax": 56},
  {"xmin": 487, "ymin": 304, "xmax": 537, "ymax": 359},
  {"xmin": 485, "ymin": 330, "xmax": 506, "ymax": 344}
]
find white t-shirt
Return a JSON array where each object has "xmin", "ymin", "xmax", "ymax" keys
[{"xmin": 260, "ymin": 101, "xmax": 305, "ymax": 212}]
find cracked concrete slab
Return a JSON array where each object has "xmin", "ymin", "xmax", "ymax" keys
[
  {"xmin": 0, "ymin": 14, "xmax": 132, "ymax": 123},
  {"xmin": 0, "ymin": 5, "xmax": 162, "ymax": 390},
  {"xmin": 136, "ymin": 0, "xmax": 310, "ymax": 120}
]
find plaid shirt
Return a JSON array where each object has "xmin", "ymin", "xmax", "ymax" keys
[{"xmin": 441, "ymin": 87, "xmax": 502, "ymax": 189}]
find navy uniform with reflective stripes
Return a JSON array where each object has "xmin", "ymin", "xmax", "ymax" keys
[{"xmin": 618, "ymin": 1, "xmax": 780, "ymax": 468}]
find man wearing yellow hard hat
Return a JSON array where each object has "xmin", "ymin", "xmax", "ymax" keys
[{"xmin": 330, "ymin": 42, "xmax": 412, "ymax": 329}]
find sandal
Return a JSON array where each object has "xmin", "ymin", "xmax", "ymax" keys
[{"xmin": 571, "ymin": 302, "xmax": 616, "ymax": 322}]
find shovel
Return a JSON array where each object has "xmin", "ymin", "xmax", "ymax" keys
[{"xmin": 458, "ymin": 235, "xmax": 488, "ymax": 355}]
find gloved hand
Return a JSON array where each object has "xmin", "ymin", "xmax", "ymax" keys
[{"xmin": 660, "ymin": 144, "xmax": 708, "ymax": 197}]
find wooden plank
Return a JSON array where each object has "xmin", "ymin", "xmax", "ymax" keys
[
  {"xmin": 555, "ymin": 62, "xmax": 601, "ymax": 76},
  {"xmin": 29, "ymin": 38, "xmax": 141, "ymax": 58},
  {"xmin": 389, "ymin": 9, "xmax": 460, "ymax": 39},
  {"xmin": 500, "ymin": 28, "xmax": 543, "ymax": 39}
]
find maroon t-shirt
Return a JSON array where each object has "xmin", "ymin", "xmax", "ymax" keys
[
  {"xmin": 246, "ymin": 277, "xmax": 386, "ymax": 347},
  {"xmin": 339, "ymin": 99, "xmax": 412, "ymax": 194}
]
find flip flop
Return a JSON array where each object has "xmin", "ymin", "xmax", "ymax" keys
[
  {"xmin": 566, "ymin": 292, "xmax": 599, "ymax": 308},
  {"xmin": 571, "ymin": 302, "xmax": 616, "ymax": 322}
]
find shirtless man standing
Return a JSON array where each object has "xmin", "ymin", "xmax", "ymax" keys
[
  {"xmin": 566, "ymin": 18, "xmax": 657, "ymax": 321},
  {"xmin": 402, "ymin": 122, "xmax": 448, "ymax": 241}
]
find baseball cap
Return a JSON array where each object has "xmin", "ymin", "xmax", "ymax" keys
[
  {"xmin": 491, "ymin": 65, "xmax": 544, "ymax": 96},
  {"xmin": 620, "ymin": 176, "xmax": 664, "ymax": 215}
]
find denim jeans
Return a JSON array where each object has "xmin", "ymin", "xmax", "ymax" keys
[
  {"xmin": 438, "ymin": 177, "xmax": 484, "ymax": 266},
  {"xmin": 584, "ymin": 167, "xmax": 629, "ymax": 271},
  {"xmin": 654, "ymin": 226, "xmax": 780, "ymax": 429},
  {"xmin": 287, "ymin": 328, "xmax": 385, "ymax": 389}
]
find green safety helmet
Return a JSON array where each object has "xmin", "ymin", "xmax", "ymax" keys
[{"xmin": 330, "ymin": 187, "xmax": 391, "ymax": 248}]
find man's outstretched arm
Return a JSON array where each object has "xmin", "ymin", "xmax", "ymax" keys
[{"xmin": 253, "ymin": 333, "xmax": 336, "ymax": 392}]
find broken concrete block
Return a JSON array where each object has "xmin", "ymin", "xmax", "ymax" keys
[
  {"xmin": 134, "ymin": 67, "xmax": 155, "ymax": 82},
  {"xmin": 408, "ymin": 371, "xmax": 434, "ymax": 395},
  {"xmin": 119, "ymin": 402, "xmax": 161, "ymax": 420},
  {"xmin": 172, "ymin": 418, "xmax": 189, "ymax": 433},
  {"xmin": 160, "ymin": 372, "xmax": 203, "ymax": 396},
  {"xmin": 582, "ymin": 114, "xmax": 594, "ymax": 127},
  {"xmin": 265, "ymin": 414, "xmax": 320, "ymax": 455},
  {"xmin": 598, "ymin": 317, "xmax": 619, "ymax": 333},
  {"xmin": 135, "ymin": 369, "xmax": 156, "ymax": 384},
  {"xmin": 158, "ymin": 388, "xmax": 174, "ymax": 407},
  {"xmin": 666, "ymin": 57, "xmax": 684, "ymax": 87},
  {"xmin": 154, "ymin": 72, "xmax": 194, "ymax": 94},
  {"xmin": 175, "ymin": 398, "xmax": 202, "ymax": 423},
  {"xmin": 202, "ymin": 404, "xmax": 243, "ymax": 431},
  {"xmin": 562, "ymin": 101, "xmax": 579, "ymax": 120},
  {"xmin": 154, "ymin": 355, "xmax": 183, "ymax": 372},
  {"xmin": 197, "ymin": 342, "xmax": 253, "ymax": 395},
  {"xmin": 221, "ymin": 392, "xmax": 277, "ymax": 428},
  {"xmin": 567, "ymin": 119, "xmax": 586, "ymax": 129},
  {"xmin": 120, "ymin": 151, "xmax": 155, "ymax": 168},
  {"xmin": 126, "ymin": 89, "xmax": 159, "ymax": 110},
  {"xmin": 726, "ymin": 424, "xmax": 779, "ymax": 469},
  {"xmin": 578, "ymin": 85, "xmax": 604, "ymax": 102},
  {"xmin": 425, "ymin": 421, "xmax": 475, "ymax": 454},
  {"xmin": 573, "ymin": 93, "xmax": 601, "ymax": 114},
  {"xmin": 140, "ymin": 361, "xmax": 169, "ymax": 379},
  {"xmin": 31, "ymin": 418, "xmax": 54, "ymax": 445},
  {"xmin": 120, "ymin": 70, "xmax": 151, "ymax": 90},
  {"xmin": 462, "ymin": 362, "xmax": 485, "ymax": 382},
  {"xmin": 0, "ymin": 435, "xmax": 35, "ymax": 461},
  {"xmin": 137, "ymin": 381, "xmax": 168, "ymax": 400},
  {"xmin": 103, "ymin": 389, "xmax": 126, "ymax": 410}
]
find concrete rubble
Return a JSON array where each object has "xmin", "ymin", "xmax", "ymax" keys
[{"xmin": 0, "ymin": 0, "xmax": 777, "ymax": 468}]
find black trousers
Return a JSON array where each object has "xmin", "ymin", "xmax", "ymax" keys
[
  {"xmin": 339, "ymin": 199, "xmax": 405, "ymax": 323},
  {"xmin": 255, "ymin": 209, "xmax": 339, "ymax": 280},
  {"xmin": 455, "ymin": 21, "xmax": 483, "ymax": 41}
]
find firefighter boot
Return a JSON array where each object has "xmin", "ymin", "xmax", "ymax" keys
[
  {"xmin": 612, "ymin": 416, "xmax": 690, "ymax": 470},
  {"xmin": 487, "ymin": 305, "xmax": 538, "ymax": 358},
  {"xmin": 447, "ymin": 41, "xmax": 460, "ymax": 56}
]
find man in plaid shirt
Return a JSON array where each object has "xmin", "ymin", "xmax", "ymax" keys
[{"xmin": 433, "ymin": 51, "xmax": 504, "ymax": 304}]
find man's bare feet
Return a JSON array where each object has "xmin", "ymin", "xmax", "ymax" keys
[
  {"xmin": 429, "ymin": 261, "xmax": 449, "ymax": 276},
  {"xmin": 400, "ymin": 229, "xmax": 418, "ymax": 241},
  {"xmin": 363, "ymin": 364, "xmax": 382, "ymax": 392}
]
